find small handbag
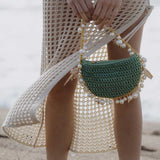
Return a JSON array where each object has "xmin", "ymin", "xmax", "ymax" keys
[{"xmin": 65, "ymin": 19, "xmax": 153, "ymax": 105}]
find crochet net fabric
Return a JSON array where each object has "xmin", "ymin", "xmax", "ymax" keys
[{"xmin": 2, "ymin": 0, "xmax": 153, "ymax": 159}]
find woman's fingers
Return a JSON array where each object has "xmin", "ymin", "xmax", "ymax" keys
[
  {"xmin": 94, "ymin": 5, "xmax": 108, "ymax": 25},
  {"xmin": 67, "ymin": 0, "xmax": 94, "ymax": 23},
  {"xmin": 98, "ymin": 7, "xmax": 113, "ymax": 30},
  {"xmin": 85, "ymin": 0, "xmax": 94, "ymax": 16},
  {"xmin": 67, "ymin": 0, "xmax": 81, "ymax": 19},
  {"xmin": 74, "ymin": 0, "xmax": 89, "ymax": 22},
  {"xmin": 92, "ymin": 0, "xmax": 122, "ymax": 30},
  {"xmin": 92, "ymin": 1, "xmax": 103, "ymax": 21}
]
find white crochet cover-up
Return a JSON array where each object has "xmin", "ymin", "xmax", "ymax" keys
[{"xmin": 2, "ymin": 0, "xmax": 153, "ymax": 159}]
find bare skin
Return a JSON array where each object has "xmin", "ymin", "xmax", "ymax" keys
[
  {"xmin": 108, "ymin": 22, "xmax": 145, "ymax": 160},
  {"xmin": 45, "ymin": 0, "xmax": 146, "ymax": 160}
]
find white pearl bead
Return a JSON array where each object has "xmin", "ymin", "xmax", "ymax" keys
[
  {"xmin": 120, "ymin": 99, "xmax": 124, "ymax": 104},
  {"xmin": 79, "ymin": 49, "xmax": 85, "ymax": 53},
  {"xmin": 106, "ymin": 99, "xmax": 109, "ymax": 103},
  {"xmin": 129, "ymin": 52, "xmax": 135, "ymax": 56},
  {"xmin": 117, "ymin": 36, "xmax": 121, "ymax": 39},
  {"xmin": 142, "ymin": 57, "xmax": 147, "ymax": 62},
  {"xmin": 121, "ymin": 43, "xmax": 126, "ymax": 48},
  {"xmin": 78, "ymin": 27, "xmax": 82, "ymax": 33},
  {"xmin": 88, "ymin": 93, "xmax": 92, "ymax": 97},
  {"xmin": 142, "ymin": 75, "xmax": 146, "ymax": 80},
  {"xmin": 141, "ymin": 70, "xmax": 145, "ymax": 74},
  {"xmin": 100, "ymin": 99, "xmax": 105, "ymax": 104},
  {"xmin": 78, "ymin": 70, "xmax": 82, "ymax": 73},
  {"xmin": 78, "ymin": 64, "xmax": 82, "ymax": 68},
  {"xmin": 79, "ymin": 78, "xmax": 83, "ymax": 82},
  {"xmin": 128, "ymin": 48, "xmax": 132, "ymax": 52},
  {"xmin": 132, "ymin": 92, "xmax": 138, "ymax": 98},
  {"xmin": 116, "ymin": 40, "xmax": 123, "ymax": 45},
  {"xmin": 83, "ymin": 46, "xmax": 87, "ymax": 50},
  {"xmin": 124, "ymin": 97, "xmax": 127, "ymax": 101},
  {"xmin": 115, "ymin": 99, "xmax": 120, "ymax": 104},
  {"xmin": 81, "ymin": 24, "xmax": 85, "ymax": 27},
  {"xmin": 140, "ymin": 83, "xmax": 144, "ymax": 88},
  {"xmin": 109, "ymin": 32, "xmax": 115, "ymax": 36},
  {"xmin": 109, "ymin": 99, "xmax": 113, "ymax": 104},
  {"xmin": 142, "ymin": 63, "xmax": 146, "ymax": 67},
  {"xmin": 128, "ymin": 95, "xmax": 132, "ymax": 100},
  {"xmin": 94, "ymin": 97, "xmax": 99, "ymax": 102}
]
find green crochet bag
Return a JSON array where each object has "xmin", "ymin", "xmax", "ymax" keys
[
  {"xmin": 80, "ymin": 53, "xmax": 141, "ymax": 98},
  {"xmin": 70, "ymin": 20, "xmax": 153, "ymax": 105}
]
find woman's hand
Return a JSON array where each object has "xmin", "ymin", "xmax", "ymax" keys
[
  {"xmin": 67, "ymin": 0, "xmax": 94, "ymax": 23},
  {"xmin": 92, "ymin": 0, "xmax": 122, "ymax": 30}
]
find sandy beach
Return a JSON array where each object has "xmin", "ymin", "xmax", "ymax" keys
[{"xmin": 0, "ymin": 107, "xmax": 160, "ymax": 160}]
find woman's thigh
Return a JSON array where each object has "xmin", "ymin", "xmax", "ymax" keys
[{"xmin": 107, "ymin": 10, "xmax": 146, "ymax": 60}]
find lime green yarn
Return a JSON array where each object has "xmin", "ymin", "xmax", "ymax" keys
[{"xmin": 81, "ymin": 54, "xmax": 142, "ymax": 98}]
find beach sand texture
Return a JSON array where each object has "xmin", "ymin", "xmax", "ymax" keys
[{"xmin": 0, "ymin": 108, "xmax": 160, "ymax": 160}]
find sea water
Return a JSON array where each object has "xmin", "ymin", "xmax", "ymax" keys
[{"xmin": 0, "ymin": 0, "xmax": 160, "ymax": 122}]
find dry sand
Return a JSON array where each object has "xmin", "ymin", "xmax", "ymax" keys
[{"xmin": 0, "ymin": 108, "xmax": 160, "ymax": 160}]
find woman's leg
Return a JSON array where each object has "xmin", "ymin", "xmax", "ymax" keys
[
  {"xmin": 107, "ymin": 13, "xmax": 146, "ymax": 160},
  {"xmin": 45, "ymin": 72, "xmax": 78, "ymax": 160}
]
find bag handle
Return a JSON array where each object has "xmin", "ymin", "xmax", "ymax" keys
[
  {"xmin": 79, "ymin": 19, "xmax": 140, "ymax": 62},
  {"xmin": 63, "ymin": 19, "xmax": 153, "ymax": 86}
]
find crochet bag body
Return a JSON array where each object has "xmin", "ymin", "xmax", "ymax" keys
[{"xmin": 80, "ymin": 54, "xmax": 141, "ymax": 98}]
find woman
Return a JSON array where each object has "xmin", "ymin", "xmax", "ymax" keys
[
  {"xmin": 2, "ymin": 0, "xmax": 153, "ymax": 160},
  {"xmin": 45, "ymin": 0, "xmax": 152, "ymax": 160}
]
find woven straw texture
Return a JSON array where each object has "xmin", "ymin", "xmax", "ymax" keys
[
  {"xmin": 81, "ymin": 54, "xmax": 141, "ymax": 98},
  {"xmin": 2, "ymin": 0, "xmax": 153, "ymax": 158}
]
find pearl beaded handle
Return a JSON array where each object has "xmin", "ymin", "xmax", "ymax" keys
[
  {"xmin": 79, "ymin": 19, "xmax": 140, "ymax": 62},
  {"xmin": 76, "ymin": 19, "xmax": 153, "ymax": 105},
  {"xmin": 79, "ymin": 19, "xmax": 153, "ymax": 79},
  {"xmin": 63, "ymin": 19, "xmax": 153, "ymax": 86}
]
